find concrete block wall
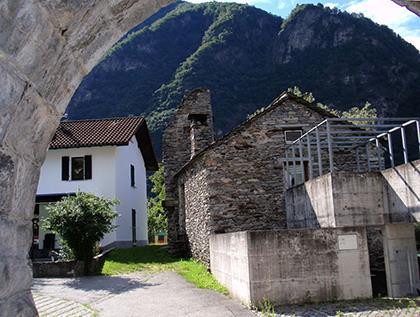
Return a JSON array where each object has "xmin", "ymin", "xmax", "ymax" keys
[{"xmin": 210, "ymin": 228, "xmax": 372, "ymax": 306}]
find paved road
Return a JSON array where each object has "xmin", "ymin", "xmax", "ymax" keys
[
  {"xmin": 32, "ymin": 271, "xmax": 255, "ymax": 317},
  {"xmin": 32, "ymin": 272, "xmax": 420, "ymax": 317}
]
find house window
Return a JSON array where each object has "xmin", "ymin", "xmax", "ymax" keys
[
  {"xmin": 284, "ymin": 130, "xmax": 303, "ymax": 144},
  {"xmin": 132, "ymin": 209, "xmax": 137, "ymax": 246},
  {"xmin": 71, "ymin": 157, "xmax": 84, "ymax": 180},
  {"xmin": 130, "ymin": 164, "xmax": 135, "ymax": 187},
  {"xmin": 61, "ymin": 155, "xmax": 92, "ymax": 181}
]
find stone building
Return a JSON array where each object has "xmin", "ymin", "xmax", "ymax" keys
[
  {"xmin": 163, "ymin": 88, "xmax": 333, "ymax": 262},
  {"xmin": 163, "ymin": 88, "xmax": 419, "ymax": 305}
]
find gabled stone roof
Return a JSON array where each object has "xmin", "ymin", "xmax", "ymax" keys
[
  {"xmin": 50, "ymin": 116, "xmax": 158, "ymax": 171},
  {"xmin": 174, "ymin": 91, "xmax": 336, "ymax": 177}
]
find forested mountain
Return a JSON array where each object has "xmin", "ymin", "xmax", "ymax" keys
[{"xmin": 67, "ymin": 2, "xmax": 420, "ymax": 155}]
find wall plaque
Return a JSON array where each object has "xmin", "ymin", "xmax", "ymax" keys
[{"xmin": 338, "ymin": 234, "xmax": 358, "ymax": 250}]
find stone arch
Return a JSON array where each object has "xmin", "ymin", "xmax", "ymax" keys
[{"xmin": 0, "ymin": 0, "xmax": 172, "ymax": 315}]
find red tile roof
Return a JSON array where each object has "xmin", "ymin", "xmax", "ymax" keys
[
  {"xmin": 50, "ymin": 117, "xmax": 144, "ymax": 148},
  {"xmin": 50, "ymin": 117, "xmax": 158, "ymax": 170}
]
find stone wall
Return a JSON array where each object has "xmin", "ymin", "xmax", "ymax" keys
[
  {"xmin": 0, "ymin": 1, "xmax": 172, "ymax": 315},
  {"xmin": 172, "ymin": 94, "xmax": 329, "ymax": 263},
  {"xmin": 32, "ymin": 249, "xmax": 110, "ymax": 278},
  {"xmin": 162, "ymin": 88, "xmax": 213, "ymax": 255},
  {"xmin": 210, "ymin": 228, "xmax": 372, "ymax": 306},
  {"xmin": 180, "ymin": 166, "xmax": 211, "ymax": 261}
]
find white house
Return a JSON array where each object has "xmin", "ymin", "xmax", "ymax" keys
[{"xmin": 33, "ymin": 116, "xmax": 158, "ymax": 256}]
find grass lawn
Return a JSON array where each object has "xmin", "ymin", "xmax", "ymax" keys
[{"xmin": 101, "ymin": 245, "xmax": 228, "ymax": 295}]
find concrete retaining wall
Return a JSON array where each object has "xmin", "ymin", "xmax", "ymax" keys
[
  {"xmin": 286, "ymin": 160, "xmax": 420, "ymax": 229},
  {"xmin": 210, "ymin": 228, "xmax": 372, "ymax": 306},
  {"xmin": 210, "ymin": 232, "xmax": 252, "ymax": 303},
  {"xmin": 382, "ymin": 160, "xmax": 420, "ymax": 222}
]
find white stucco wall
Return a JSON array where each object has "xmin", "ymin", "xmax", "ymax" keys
[
  {"xmin": 37, "ymin": 138, "xmax": 149, "ymax": 248},
  {"xmin": 37, "ymin": 146, "xmax": 117, "ymax": 246},
  {"xmin": 115, "ymin": 136, "xmax": 148, "ymax": 245}
]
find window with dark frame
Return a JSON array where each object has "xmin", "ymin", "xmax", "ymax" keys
[
  {"xmin": 61, "ymin": 155, "xmax": 92, "ymax": 181},
  {"xmin": 130, "ymin": 164, "xmax": 135, "ymax": 187},
  {"xmin": 284, "ymin": 129, "xmax": 303, "ymax": 144},
  {"xmin": 71, "ymin": 157, "xmax": 84, "ymax": 180}
]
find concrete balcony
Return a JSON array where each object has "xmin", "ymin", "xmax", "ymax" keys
[{"xmin": 286, "ymin": 159, "xmax": 420, "ymax": 229}]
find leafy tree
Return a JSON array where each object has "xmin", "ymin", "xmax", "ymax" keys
[
  {"xmin": 342, "ymin": 102, "xmax": 377, "ymax": 125},
  {"xmin": 287, "ymin": 86, "xmax": 377, "ymax": 122},
  {"xmin": 287, "ymin": 86, "xmax": 315, "ymax": 103},
  {"xmin": 43, "ymin": 192, "xmax": 118, "ymax": 274},
  {"xmin": 148, "ymin": 164, "xmax": 167, "ymax": 241}
]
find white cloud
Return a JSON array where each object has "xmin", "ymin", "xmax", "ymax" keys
[
  {"xmin": 324, "ymin": 2, "xmax": 339, "ymax": 9},
  {"xmin": 345, "ymin": 0, "xmax": 414, "ymax": 27},
  {"xmin": 277, "ymin": 1, "xmax": 287, "ymax": 10},
  {"xmin": 345, "ymin": 0, "xmax": 420, "ymax": 50},
  {"xmin": 394, "ymin": 26, "xmax": 420, "ymax": 50}
]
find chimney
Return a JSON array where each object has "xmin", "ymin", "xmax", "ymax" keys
[
  {"xmin": 186, "ymin": 89, "xmax": 214, "ymax": 158},
  {"xmin": 189, "ymin": 114, "xmax": 212, "ymax": 157}
]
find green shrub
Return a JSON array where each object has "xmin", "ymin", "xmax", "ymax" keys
[
  {"xmin": 43, "ymin": 192, "xmax": 118, "ymax": 274},
  {"xmin": 147, "ymin": 164, "xmax": 167, "ymax": 241}
]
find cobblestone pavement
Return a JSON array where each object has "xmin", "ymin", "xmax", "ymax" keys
[
  {"xmin": 268, "ymin": 299, "xmax": 420, "ymax": 316},
  {"xmin": 32, "ymin": 293, "xmax": 94, "ymax": 317}
]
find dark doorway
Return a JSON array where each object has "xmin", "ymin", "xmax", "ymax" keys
[
  {"xmin": 367, "ymin": 227, "xmax": 388, "ymax": 297},
  {"xmin": 132, "ymin": 209, "xmax": 137, "ymax": 246}
]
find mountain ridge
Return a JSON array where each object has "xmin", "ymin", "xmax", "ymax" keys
[{"xmin": 67, "ymin": 2, "xmax": 420, "ymax": 155}]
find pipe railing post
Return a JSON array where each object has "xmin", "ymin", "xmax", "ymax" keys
[
  {"xmin": 375, "ymin": 138, "xmax": 383, "ymax": 170},
  {"xmin": 285, "ymin": 147, "xmax": 290, "ymax": 187},
  {"xmin": 416, "ymin": 120, "xmax": 420, "ymax": 156},
  {"xmin": 292, "ymin": 144, "xmax": 297, "ymax": 186},
  {"xmin": 366, "ymin": 142, "xmax": 371, "ymax": 172},
  {"xmin": 298, "ymin": 139, "xmax": 304, "ymax": 184},
  {"xmin": 316, "ymin": 127, "xmax": 323, "ymax": 177},
  {"xmin": 401, "ymin": 126, "xmax": 408, "ymax": 164},
  {"xmin": 307, "ymin": 134, "xmax": 313, "ymax": 179},
  {"xmin": 387, "ymin": 132, "xmax": 394, "ymax": 168},
  {"xmin": 326, "ymin": 120, "xmax": 334, "ymax": 173}
]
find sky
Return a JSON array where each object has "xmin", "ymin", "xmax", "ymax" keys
[{"xmin": 188, "ymin": 0, "xmax": 420, "ymax": 51}]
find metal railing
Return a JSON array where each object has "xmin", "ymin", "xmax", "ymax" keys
[{"xmin": 283, "ymin": 117, "xmax": 420, "ymax": 188}]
